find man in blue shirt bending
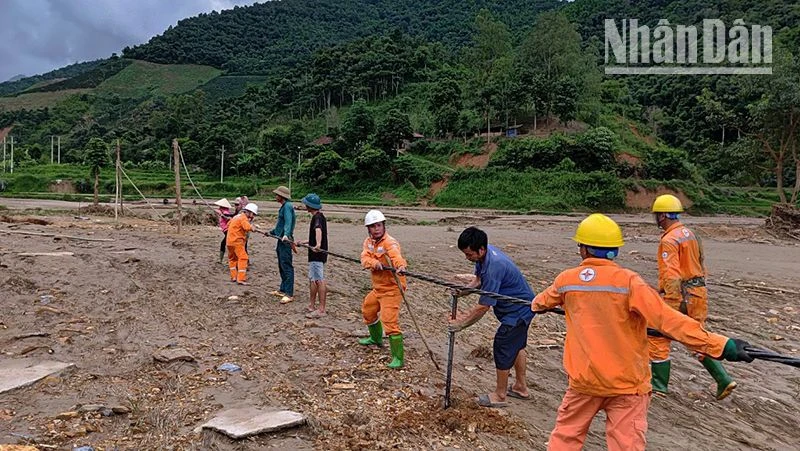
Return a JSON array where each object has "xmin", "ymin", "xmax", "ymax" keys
[{"xmin": 449, "ymin": 226, "xmax": 536, "ymax": 408}]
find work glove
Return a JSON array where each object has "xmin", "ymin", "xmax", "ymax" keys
[{"xmin": 721, "ymin": 338, "xmax": 754, "ymax": 363}]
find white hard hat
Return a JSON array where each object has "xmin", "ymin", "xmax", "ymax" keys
[
  {"xmin": 244, "ymin": 203, "xmax": 258, "ymax": 215},
  {"xmin": 364, "ymin": 209, "xmax": 386, "ymax": 226}
]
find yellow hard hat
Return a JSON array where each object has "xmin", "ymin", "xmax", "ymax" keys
[
  {"xmin": 651, "ymin": 194, "xmax": 683, "ymax": 213},
  {"xmin": 573, "ymin": 213, "xmax": 625, "ymax": 247}
]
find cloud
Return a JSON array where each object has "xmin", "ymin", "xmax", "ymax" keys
[{"xmin": 0, "ymin": 0, "xmax": 259, "ymax": 82}]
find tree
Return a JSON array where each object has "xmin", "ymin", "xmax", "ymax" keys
[
  {"xmin": 84, "ymin": 138, "xmax": 110, "ymax": 205},
  {"xmin": 518, "ymin": 11, "xmax": 587, "ymax": 126},
  {"xmin": 468, "ymin": 9, "xmax": 512, "ymax": 142},
  {"xmin": 430, "ymin": 77, "xmax": 462, "ymax": 136},
  {"xmin": 739, "ymin": 47, "xmax": 800, "ymax": 203},
  {"xmin": 456, "ymin": 109, "xmax": 482, "ymax": 143},
  {"xmin": 375, "ymin": 109, "xmax": 412, "ymax": 157},
  {"xmin": 341, "ymin": 100, "xmax": 374, "ymax": 153}
]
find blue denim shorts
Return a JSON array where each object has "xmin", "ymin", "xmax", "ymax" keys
[
  {"xmin": 493, "ymin": 320, "xmax": 530, "ymax": 370},
  {"xmin": 308, "ymin": 261, "xmax": 325, "ymax": 281}
]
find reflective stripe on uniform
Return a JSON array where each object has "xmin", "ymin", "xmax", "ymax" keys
[{"xmin": 557, "ymin": 285, "xmax": 630, "ymax": 294}]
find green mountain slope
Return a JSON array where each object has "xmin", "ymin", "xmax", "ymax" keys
[
  {"xmin": 0, "ymin": 60, "xmax": 106, "ymax": 97},
  {"xmin": 0, "ymin": 0, "xmax": 798, "ymax": 212},
  {"xmin": 122, "ymin": 0, "xmax": 561, "ymax": 74},
  {"xmin": 96, "ymin": 60, "xmax": 221, "ymax": 98}
]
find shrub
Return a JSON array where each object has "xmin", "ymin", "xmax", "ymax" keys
[
  {"xmin": 433, "ymin": 168, "xmax": 625, "ymax": 211},
  {"xmin": 393, "ymin": 154, "xmax": 444, "ymax": 187},
  {"xmin": 643, "ymin": 147, "xmax": 693, "ymax": 180}
]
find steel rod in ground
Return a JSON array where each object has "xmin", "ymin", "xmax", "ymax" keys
[{"xmin": 444, "ymin": 294, "xmax": 458, "ymax": 409}]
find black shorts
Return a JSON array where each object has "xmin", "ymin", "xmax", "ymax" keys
[{"xmin": 493, "ymin": 321, "xmax": 530, "ymax": 370}]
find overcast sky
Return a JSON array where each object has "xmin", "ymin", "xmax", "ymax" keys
[{"xmin": 0, "ymin": 0, "xmax": 259, "ymax": 82}]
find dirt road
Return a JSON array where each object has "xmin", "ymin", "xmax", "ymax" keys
[{"xmin": 0, "ymin": 205, "xmax": 797, "ymax": 450}]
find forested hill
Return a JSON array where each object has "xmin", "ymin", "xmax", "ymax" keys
[
  {"xmin": 122, "ymin": 0, "xmax": 561, "ymax": 74},
  {"xmin": 1, "ymin": 0, "xmax": 799, "ymax": 213},
  {"xmin": 122, "ymin": 0, "xmax": 800, "ymax": 75}
]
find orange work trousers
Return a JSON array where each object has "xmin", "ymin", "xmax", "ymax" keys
[
  {"xmin": 362, "ymin": 289, "xmax": 402, "ymax": 335},
  {"xmin": 548, "ymin": 388, "xmax": 651, "ymax": 451},
  {"xmin": 648, "ymin": 286, "xmax": 708, "ymax": 361},
  {"xmin": 227, "ymin": 244, "xmax": 248, "ymax": 283}
]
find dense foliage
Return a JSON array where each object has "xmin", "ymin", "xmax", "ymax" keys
[{"xmin": 0, "ymin": 0, "xmax": 799, "ymax": 209}]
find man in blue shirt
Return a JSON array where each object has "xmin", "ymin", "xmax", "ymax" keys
[
  {"xmin": 269, "ymin": 185, "xmax": 296, "ymax": 304},
  {"xmin": 449, "ymin": 227, "xmax": 536, "ymax": 408}
]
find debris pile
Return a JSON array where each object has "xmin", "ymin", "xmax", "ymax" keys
[
  {"xmin": 765, "ymin": 203, "xmax": 800, "ymax": 240},
  {"xmin": 173, "ymin": 208, "xmax": 216, "ymax": 226}
]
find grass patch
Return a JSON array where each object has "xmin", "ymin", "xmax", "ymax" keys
[
  {"xmin": 0, "ymin": 89, "xmax": 91, "ymax": 111},
  {"xmin": 433, "ymin": 168, "xmax": 626, "ymax": 212},
  {"xmin": 96, "ymin": 60, "xmax": 221, "ymax": 98}
]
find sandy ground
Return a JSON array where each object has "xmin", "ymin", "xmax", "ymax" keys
[{"xmin": 0, "ymin": 201, "xmax": 798, "ymax": 450}]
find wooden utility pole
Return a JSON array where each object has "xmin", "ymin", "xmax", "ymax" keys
[
  {"xmin": 173, "ymin": 138, "xmax": 182, "ymax": 233},
  {"xmin": 114, "ymin": 140, "xmax": 121, "ymax": 221}
]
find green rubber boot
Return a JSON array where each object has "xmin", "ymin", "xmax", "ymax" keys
[
  {"xmin": 651, "ymin": 361, "xmax": 671, "ymax": 394},
  {"xmin": 358, "ymin": 321, "xmax": 383, "ymax": 346},
  {"xmin": 701, "ymin": 356, "xmax": 737, "ymax": 400},
  {"xmin": 387, "ymin": 334, "xmax": 404, "ymax": 369}
]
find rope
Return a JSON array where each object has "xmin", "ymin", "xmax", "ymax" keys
[
  {"xmin": 176, "ymin": 143, "xmax": 217, "ymax": 214},
  {"xmin": 258, "ymin": 233, "xmax": 800, "ymax": 368},
  {"xmin": 119, "ymin": 165, "xmax": 169, "ymax": 223},
  {"xmin": 384, "ymin": 255, "xmax": 441, "ymax": 371}
]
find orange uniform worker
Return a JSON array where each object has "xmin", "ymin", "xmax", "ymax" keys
[
  {"xmin": 531, "ymin": 214, "xmax": 754, "ymax": 451},
  {"xmin": 648, "ymin": 194, "xmax": 736, "ymax": 400},
  {"xmin": 226, "ymin": 203, "xmax": 260, "ymax": 285},
  {"xmin": 357, "ymin": 209, "xmax": 408, "ymax": 369}
]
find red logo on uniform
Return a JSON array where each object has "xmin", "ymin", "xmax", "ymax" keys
[{"xmin": 579, "ymin": 268, "xmax": 596, "ymax": 282}]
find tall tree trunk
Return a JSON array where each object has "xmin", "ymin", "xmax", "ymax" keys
[
  {"xmin": 792, "ymin": 157, "xmax": 800, "ymax": 205},
  {"xmin": 776, "ymin": 159, "xmax": 787, "ymax": 203},
  {"xmin": 792, "ymin": 137, "xmax": 800, "ymax": 204},
  {"xmin": 93, "ymin": 170, "xmax": 100, "ymax": 206},
  {"xmin": 486, "ymin": 110, "xmax": 490, "ymax": 145}
]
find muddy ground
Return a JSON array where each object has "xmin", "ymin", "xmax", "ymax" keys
[{"xmin": 1, "ymin": 200, "xmax": 798, "ymax": 450}]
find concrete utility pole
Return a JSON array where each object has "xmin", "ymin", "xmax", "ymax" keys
[
  {"xmin": 2, "ymin": 136, "xmax": 5, "ymax": 172},
  {"xmin": 220, "ymin": 145, "xmax": 225, "ymax": 183},
  {"xmin": 51, "ymin": 136, "xmax": 54, "ymax": 164},
  {"xmin": 57, "ymin": 136, "xmax": 61, "ymax": 164},
  {"xmin": 115, "ymin": 140, "xmax": 121, "ymax": 221},
  {"xmin": 9, "ymin": 136, "xmax": 14, "ymax": 174},
  {"xmin": 173, "ymin": 138, "xmax": 182, "ymax": 234}
]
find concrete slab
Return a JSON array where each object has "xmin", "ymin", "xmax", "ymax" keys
[
  {"xmin": 0, "ymin": 359, "xmax": 74, "ymax": 395},
  {"xmin": 198, "ymin": 407, "xmax": 306, "ymax": 439}
]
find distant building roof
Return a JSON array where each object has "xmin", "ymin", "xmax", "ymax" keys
[
  {"xmin": 412, "ymin": 132, "xmax": 425, "ymax": 139},
  {"xmin": 312, "ymin": 135, "xmax": 334, "ymax": 146}
]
